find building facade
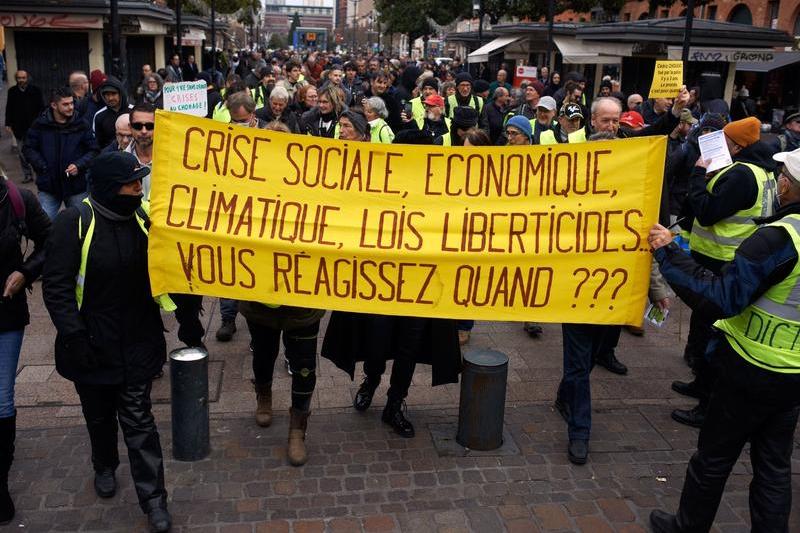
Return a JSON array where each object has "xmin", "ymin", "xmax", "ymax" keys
[{"xmin": 264, "ymin": 0, "xmax": 333, "ymax": 48}]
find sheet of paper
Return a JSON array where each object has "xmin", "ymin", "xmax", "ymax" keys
[
  {"xmin": 644, "ymin": 304, "xmax": 669, "ymax": 327},
  {"xmin": 698, "ymin": 130, "xmax": 733, "ymax": 173},
  {"xmin": 649, "ymin": 60, "xmax": 683, "ymax": 99}
]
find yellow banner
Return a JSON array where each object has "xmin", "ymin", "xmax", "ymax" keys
[{"xmin": 148, "ymin": 111, "xmax": 666, "ymax": 325}]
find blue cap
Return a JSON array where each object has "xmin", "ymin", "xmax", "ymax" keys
[{"xmin": 506, "ymin": 115, "xmax": 532, "ymax": 141}]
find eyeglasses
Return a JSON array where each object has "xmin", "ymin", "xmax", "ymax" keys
[
  {"xmin": 506, "ymin": 130, "xmax": 522, "ymax": 137},
  {"xmin": 230, "ymin": 117, "xmax": 252, "ymax": 125},
  {"xmin": 131, "ymin": 122, "xmax": 155, "ymax": 131}
]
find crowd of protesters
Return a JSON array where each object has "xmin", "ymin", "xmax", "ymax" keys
[{"xmin": 1, "ymin": 46, "xmax": 800, "ymax": 533}]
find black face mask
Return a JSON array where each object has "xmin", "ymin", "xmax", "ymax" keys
[{"xmin": 107, "ymin": 194, "xmax": 143, "ymax": 216}]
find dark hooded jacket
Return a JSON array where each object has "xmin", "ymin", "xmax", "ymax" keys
[
  {"xmin": 256, "ymin": 103, "xmax": 300, "ymax": 133},
  {"xmin": 0, "ymin": 180, "xmax": 51, "ymax": 332},
  {"xmin": 42, "ymin": 157, "xmax": 166, "ymax": 385},
  {"xmin": 92, "ymin": 76, "xmax": 131, "ymax": 148},
  {"xmin": 23, "ymin": 109, "xmax": 98, "ymax": 200}
]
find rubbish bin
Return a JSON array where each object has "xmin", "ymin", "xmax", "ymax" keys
[
  {"xmin": 456, "ymin": 349, "xmax": 508, "ymax": 451},
  {"xmin": 170, "ymin": 346, "xmax": 210, "ymax": 461}
]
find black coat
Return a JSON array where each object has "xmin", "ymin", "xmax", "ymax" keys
[
  {"xmin": 42, "ymin": 202, "xmax": 166, "ymax": 385},
  {"xmin": 5, "ymin": 84, "xmax": 45, "ymax": 139},
  {"xmin": 299, "ymin": 108, "xmax": 338, "ymax": 138},
  {"xmin": 92, "ymin": 76, "xmax": 131, "ymax": 149},
  {"xmin": 0, "ymin": 181, "xmax": 51, "ymax": 332},
  {"xmin": 321, "ymin": 312, "xmax": 461, "ymax": 387},
  {"xmin": 256, "ymin": 105, "xmax": 300, "ymax": 133},
  {"xmin": 23, "ymin": 110, "xmax": 98, "ymax": 200}
]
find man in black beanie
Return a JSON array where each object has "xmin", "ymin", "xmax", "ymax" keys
[
  {"xmin": 446, "ymin": 72, "xmax": 484, "ymax": 120},
  {"xmin": 42, "ymin": 151, "xmax": 172, "ymax": 533}
]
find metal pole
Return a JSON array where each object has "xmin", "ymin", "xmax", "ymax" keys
[
  {"xmin": 477, "ymin": 2, "xmax": 483, "ymax": 48},
  {"xmin": 175, "ymin": 0, "xmax": 182, "ymax": 57},
  {"xmin": 210, "ymin": 0, "xmax": 217, "ymax": 76},
  {"xmin": 547, "ymin": 0, "xmax": 555, "ymax": 72},
  {"xmin": 456, "ymin": 349, "xmax": 508, "ymax": 451},
  {"xmin": 170, "ymin": 347, "xmax": 210, "ymax": 461},
  {"xmin": 110, "ymin": 0, "xmax": 122, "ymax": 79},
  {"xmin": 681, "ymin": 0, "xmax": 696, "ymax": 65},
  {"xmin": 352, "ymin": 0, "xmax": 358, "ymax": 52}
]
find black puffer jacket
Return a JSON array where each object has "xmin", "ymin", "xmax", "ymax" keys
[
  {"xmin": 42, "ymin": 199, "xmax": 166, "ymax": 385},
  {"xmin": 0, "ymin": 181, "xmax": 51, "ymax": 332}
]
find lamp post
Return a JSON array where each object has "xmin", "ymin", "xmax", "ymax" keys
[
  {"xmin": 175, "ymin": 0, "xmax": 182, "ymax": 57},
  {"xmin": 473, "ymin": 0, "xmax": 483, "ymax": 48},
  {"xmin": 351, "ymin": 0, "xmax": 359, "ymax": 52},
  {"xmin": 681, "ymin": 0, "xmax": 696, "ymax": 65},
  {"xmin": 210, "ymin": 0, "xmax": 216, "ymax": 75},
  {"xmin": 546, "ymin": 0, "xmax": 555, "ymax": 72},
  {"xmin": 110, "ymin": 0, "xmax": 122, "ymax": 79}
]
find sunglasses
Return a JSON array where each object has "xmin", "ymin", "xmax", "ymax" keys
[{"xmin": 131, "ymin": 122, "xmax": 155, "ymax": 131}]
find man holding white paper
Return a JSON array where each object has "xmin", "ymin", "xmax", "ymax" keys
[{"xmin": 671, "ymin": 116, "xmax": 778, "ymax": 428}]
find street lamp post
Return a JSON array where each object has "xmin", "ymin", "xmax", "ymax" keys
[
  {"xmin": 110, "ymin": 0, "xmax": 122, "ymax": 79},
  {"xmin": 175, "ymin": 0, "xmax": 182, "ymax": 57},
  {"xmin": 210, "ymin": 0, "xmax": 216, "ymax": 75},
  {"xmin": 546, "ymin": 0, "xmax": 555, "ymax": 72},
  {"xmin": 351, "ymin": 0, "xmax": 359, "ymax": 52},
  {"xmin": 681, "ymin": 0, "xmax": 696, "ymax": 65},
  {"xmin": 473, "ymin": 0, "xmax": 483, "ymax": 48}
]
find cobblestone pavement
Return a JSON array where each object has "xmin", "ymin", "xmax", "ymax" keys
[{"xmin": 2, "ymin": 91, "xmax": 799, "ymax": 532}]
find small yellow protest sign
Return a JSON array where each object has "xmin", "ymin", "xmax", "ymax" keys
[
  {"xmin": 148, "ymin": 111, "xmax": 666, "ymax": 326},
  {"xmin": 649, "ymin": 60, "xmax": 684, "ymax": 99}
]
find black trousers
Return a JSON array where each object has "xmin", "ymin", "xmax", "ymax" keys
[
  {"xmin": 171, "ymin": 294, "xmax": 204, "ymax": 347},
  {"xmin": 246, "ymin": 320, "xmax": 319, "ymax": 412},
  {"xmin": 677, "ymin": 339, "xmax": 800, "ymax": 532},
  {"xmin": 74, "ymin": 381, "xmax": 167, "ymax": 512},
  {"xmin": 363, "ymin": 315, "xmax": 425, "ymax": 402}
]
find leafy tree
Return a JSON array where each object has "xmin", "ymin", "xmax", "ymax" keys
[{"xmin": 269, "ymin": 33, "xmax": 288, "ymax": 49}]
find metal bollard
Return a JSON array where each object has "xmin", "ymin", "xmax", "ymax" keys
[
  {"xmin": 456, "ymin": 349, "xmax": 509, "ymax": 451},
  {"xmin": 170, "ymin": 347, "xmax": 210, "ymax": 461}
]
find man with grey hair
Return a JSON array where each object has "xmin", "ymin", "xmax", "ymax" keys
[
  {"xmin": 627, "ymin": 93, "xmax": 643, "ymax": 113},
  {"xmin": 101, "ymin": 114, "xmax": 133, "ymax": 153},
  {"xmin": 363, "ymin": 97, "xmax": 394, "ymax": 144},
  {"xmin": 256, "ymin": 85, "xmax": 298, "ymax": 132},
  {"xmin": 555, "ymin": 88, "xmax": 689, "ymax": 466}
]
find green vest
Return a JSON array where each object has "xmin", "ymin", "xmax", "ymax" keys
[
  {"xmin": 714, "ymin": 214, "xmax": 800, "ymax": 373},
  {"xmin": 370, "ymin": 118, "xmax": 394, "ymax": 144},
  {"xmin": 690, "ymin": 162, "xmax": 777, "ymax": 262},
  {"xmin": 445, "ymin": 93, "xmax": 484, "ymax": 119},
  {"xmin": 539, "ymin": 128, "xmax": 586, "ymax": 145},
  {"xmin": 410, "ymin": 97, "xmax": 425, "ymax": 124},
  {"xmin": 75, "ymin": 198, "xmax": 176, "ymax": 312},
  {"xmin": 212, "ymin": 101, "xmax": 230, "ymax": 123}
]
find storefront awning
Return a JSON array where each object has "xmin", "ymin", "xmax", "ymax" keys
[
  {"xmin": 737, "ymin": 51, "xmax": 800, "ymax": 72},
  {"xmin": 175, "ymin": 28, "xmax": 207, "ymax": 47},
  {"xmin": 667, "ymin": 46, "xmax": 777, "ymax": 62},
  {"xmin": 554, "ymin": 36, "xmax": 632, "ymax": 64},
  {"xmin": 467, "ymin": 35, "xmax": 524, "ymax": 64}
]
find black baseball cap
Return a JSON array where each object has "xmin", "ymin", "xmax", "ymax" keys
[
  {"xmin": 91, "ymin": 152, "xmax": 150, "ymax": 185},
  {"xmin": 561, "ymin": 103, "xmax": 584, "ymax": 119}
]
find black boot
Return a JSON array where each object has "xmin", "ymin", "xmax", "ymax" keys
[
  {"xmin": 671, "ymin": 404, "xmax": 706, "ymax": 428},
  {"xmin": 0, "ymin": 413, "xmax": 16, "ymax": 525},
  {"xmin": 650, "ymin": 510, "xmax": 681, "ymax": 532},
  {"xmin": 146, "ymin": 500, "xmax": 172, "ymax": 533},
  {"xmin": 382, "ymin": 399, "xmax": 415, "ymax": 438},
  {"xmin": 353, "ymin": 376, "xmax": 380, "ymax": 412},
  {"xmin": 93, "ymin": 467, "xmax": 116, "ymax": 498},
  {"xmin": 594, "ymin": 351, "xmax": 628, "ymax": 375},
  {"xmin": 671, "ymin": 379, "xmax": 706, "ymax": 400}
]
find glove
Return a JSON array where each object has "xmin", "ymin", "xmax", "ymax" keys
[{"xmin": 64, "ymin": 335, "xmax": 98, "ymax": 371}]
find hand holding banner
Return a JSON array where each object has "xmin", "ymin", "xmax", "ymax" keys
[{"xmin": 148, "ymin": 111, "xmax": 666, "ymax": 326}]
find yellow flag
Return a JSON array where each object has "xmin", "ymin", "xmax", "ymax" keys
[{"xmin": 148, "ymin": 110, "xmax": 666, "ymax": 326}]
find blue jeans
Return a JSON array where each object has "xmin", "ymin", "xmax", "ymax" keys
[
  {"xmin": 557, "ymin": 324, "xmax": 620, "ymax": 441},
  {"xmin": 219, "ymin": 298, "xmax": 238, "ymax": 322},
  {"xmin": 0, "ymin": 329, "xmax": 24, "ymax": 418},
  {"xmin": 38, "ymin": 190, "xmax": 88, "ymax": 221}
]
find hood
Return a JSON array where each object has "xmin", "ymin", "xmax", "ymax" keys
[
  {"xmin": 96, "ymin": 76, "xmax": 128, "ymax": 109},
  {"xmin": 734, "ymin": 140, "xmax": 778, "ymax": 172},
  {"xmin": 401, "ymin": 66, "xmax": 421, "ymax": 92}
]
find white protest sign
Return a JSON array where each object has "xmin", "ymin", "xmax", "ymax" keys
[
  {"xmin": 698, "ymin": 130, "xmax": 733, "ymax": 173},
  {"xmin": 163, "ymin": 80, "xmax": 208, "ymax": 117}
]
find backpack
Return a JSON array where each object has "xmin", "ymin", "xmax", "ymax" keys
[{"xmin": 3, "ymin": 177, "xmax": 26, "ymax": 234}]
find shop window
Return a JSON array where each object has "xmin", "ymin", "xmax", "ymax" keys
[
  {"xmin": 623, "ymin": 12, "xmax": 631, "ymax": 21},
  {"xmin": 660, "ymin": 9, "xmax": 669, "ymax": 18},
  {"xmin": 707, "ymin": 5, "xmax": 717, "ymax": 20},
  {"xmin": 728, "ymin": 4, "xmax": 753, "ymax": 25}
]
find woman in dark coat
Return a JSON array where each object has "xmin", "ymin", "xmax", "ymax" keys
[
  {"xmin": 0, "ymin": 176, "xmax": 50, "ymax": 525},
  {"xmin": 42, "ymin": 151, "xmax": 171, "ymax": 533}
]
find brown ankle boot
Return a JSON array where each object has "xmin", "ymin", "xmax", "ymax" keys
[
  {"xmin": 253, "ymin": 381, "xmax": 273, "ymax": 427},
  {"xmin": 287, "ymin": 407, "xmax": 310, "ymax": 466}
]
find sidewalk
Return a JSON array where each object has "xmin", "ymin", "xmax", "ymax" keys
[{"xmin": 2, "ymin": 90, "xmax": 798, "ymax": 532}]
